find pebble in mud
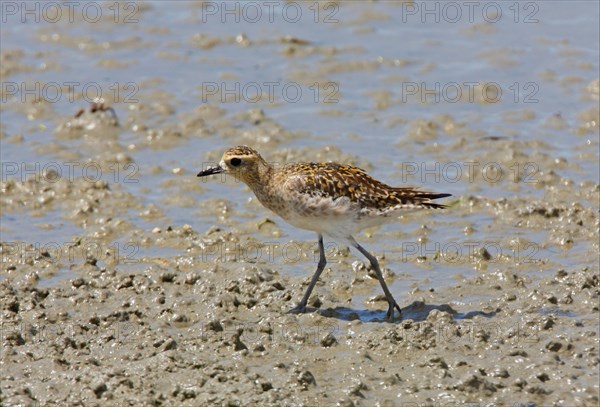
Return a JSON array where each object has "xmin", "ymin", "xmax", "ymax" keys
[{"xmin": 320, "ymin": 333, "xmax": 337, "ymax": 347}]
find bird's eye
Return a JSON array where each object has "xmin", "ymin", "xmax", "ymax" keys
[{"xmin": 230, "ymin": 158, "xmax": 242, "ymax": 167}]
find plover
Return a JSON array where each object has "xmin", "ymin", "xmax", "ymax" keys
[{"xmin": 197, "ymin": 146, "xmax": 451, "ymax": 319}]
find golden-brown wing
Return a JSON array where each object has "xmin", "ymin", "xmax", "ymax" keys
[{"xmin": 283, "ymin": 162, "xmax": 450, "ymax": 210}]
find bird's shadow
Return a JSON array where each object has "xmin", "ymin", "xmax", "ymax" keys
[{"xmin": 306, "ymin": 301, "xmax": 495, "ymax": 323}]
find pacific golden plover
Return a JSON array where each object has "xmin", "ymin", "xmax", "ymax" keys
[{"xmin": 197, "ymin": 146, "xmax": 451, "ymax": 319}]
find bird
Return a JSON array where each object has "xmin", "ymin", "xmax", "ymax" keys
[{"xmin": 197, "ymin": 146, "xmax": 451, "ymax": 319}]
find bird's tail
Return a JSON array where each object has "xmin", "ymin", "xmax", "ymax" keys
[
  {"xmin": 392, "ymin": 189, "xmax": 452, "ymax": 209},
  {"xmin": 417, "ymin": 192, "xmax": 452, "ymax": 209}
]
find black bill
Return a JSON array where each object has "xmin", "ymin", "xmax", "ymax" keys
[{"xmin": 197, "ymin": 165, "xmax": 224, "ymax": 177}]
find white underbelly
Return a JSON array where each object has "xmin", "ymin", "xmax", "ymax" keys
[{"xmin": 283, "ymin": 211, "xmax": 358, "ymax": 238}]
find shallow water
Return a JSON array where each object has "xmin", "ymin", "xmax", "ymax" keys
[{"xmin": 2, "ymin": 0, "xmax": 598, "ymax": 296}]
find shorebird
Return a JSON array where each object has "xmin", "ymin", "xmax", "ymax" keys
[{"xmin": 197, "ymin": 146, "xmax": 451, "ymax": 319}]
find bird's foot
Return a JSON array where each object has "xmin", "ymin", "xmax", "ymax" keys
[
  {"xmin": 287, "ymin": 303, "xmax": 307, "ymax": 314},
  {"xmin": 386, "ymin": 301, "xmax": 402, "ymax": 321}
]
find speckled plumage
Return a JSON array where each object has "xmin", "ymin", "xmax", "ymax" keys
[
  {"xmin": 197, "ymin": 145, "xmax": 452, "ymax": 319},
  {"xmin": 208, "ymin": 147, "xmax": 449, "ymax": 238}
]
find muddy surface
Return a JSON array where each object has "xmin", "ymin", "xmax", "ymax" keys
[{"xmin": 1, "ymin": 2, "xmax": 599, "ymax": 406}]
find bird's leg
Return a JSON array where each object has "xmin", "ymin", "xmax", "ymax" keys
[
  {"xmin": 289, "ymin": 234, "xmax": 327, "ymax": 314},
  {"xmin": 349, "ymin": 236, "xmax": 402, "ymax": 320}
]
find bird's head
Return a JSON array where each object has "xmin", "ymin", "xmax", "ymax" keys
[{"xmin": 197, "ymin": 145, "xmax": 268, "ymax": 186}]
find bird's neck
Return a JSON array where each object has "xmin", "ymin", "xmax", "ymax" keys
[
  {"xmin": 243, "ymin": 160, "xmax": 272, "ymax": 193},
  {"xmin": 246, "ymin": 163, "xmax": 285, "ymax": 213}
]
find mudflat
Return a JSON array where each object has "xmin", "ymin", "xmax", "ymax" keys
[{"xmin": 1, "ymin": 2, "xmax": 598, "ymax": 406}]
